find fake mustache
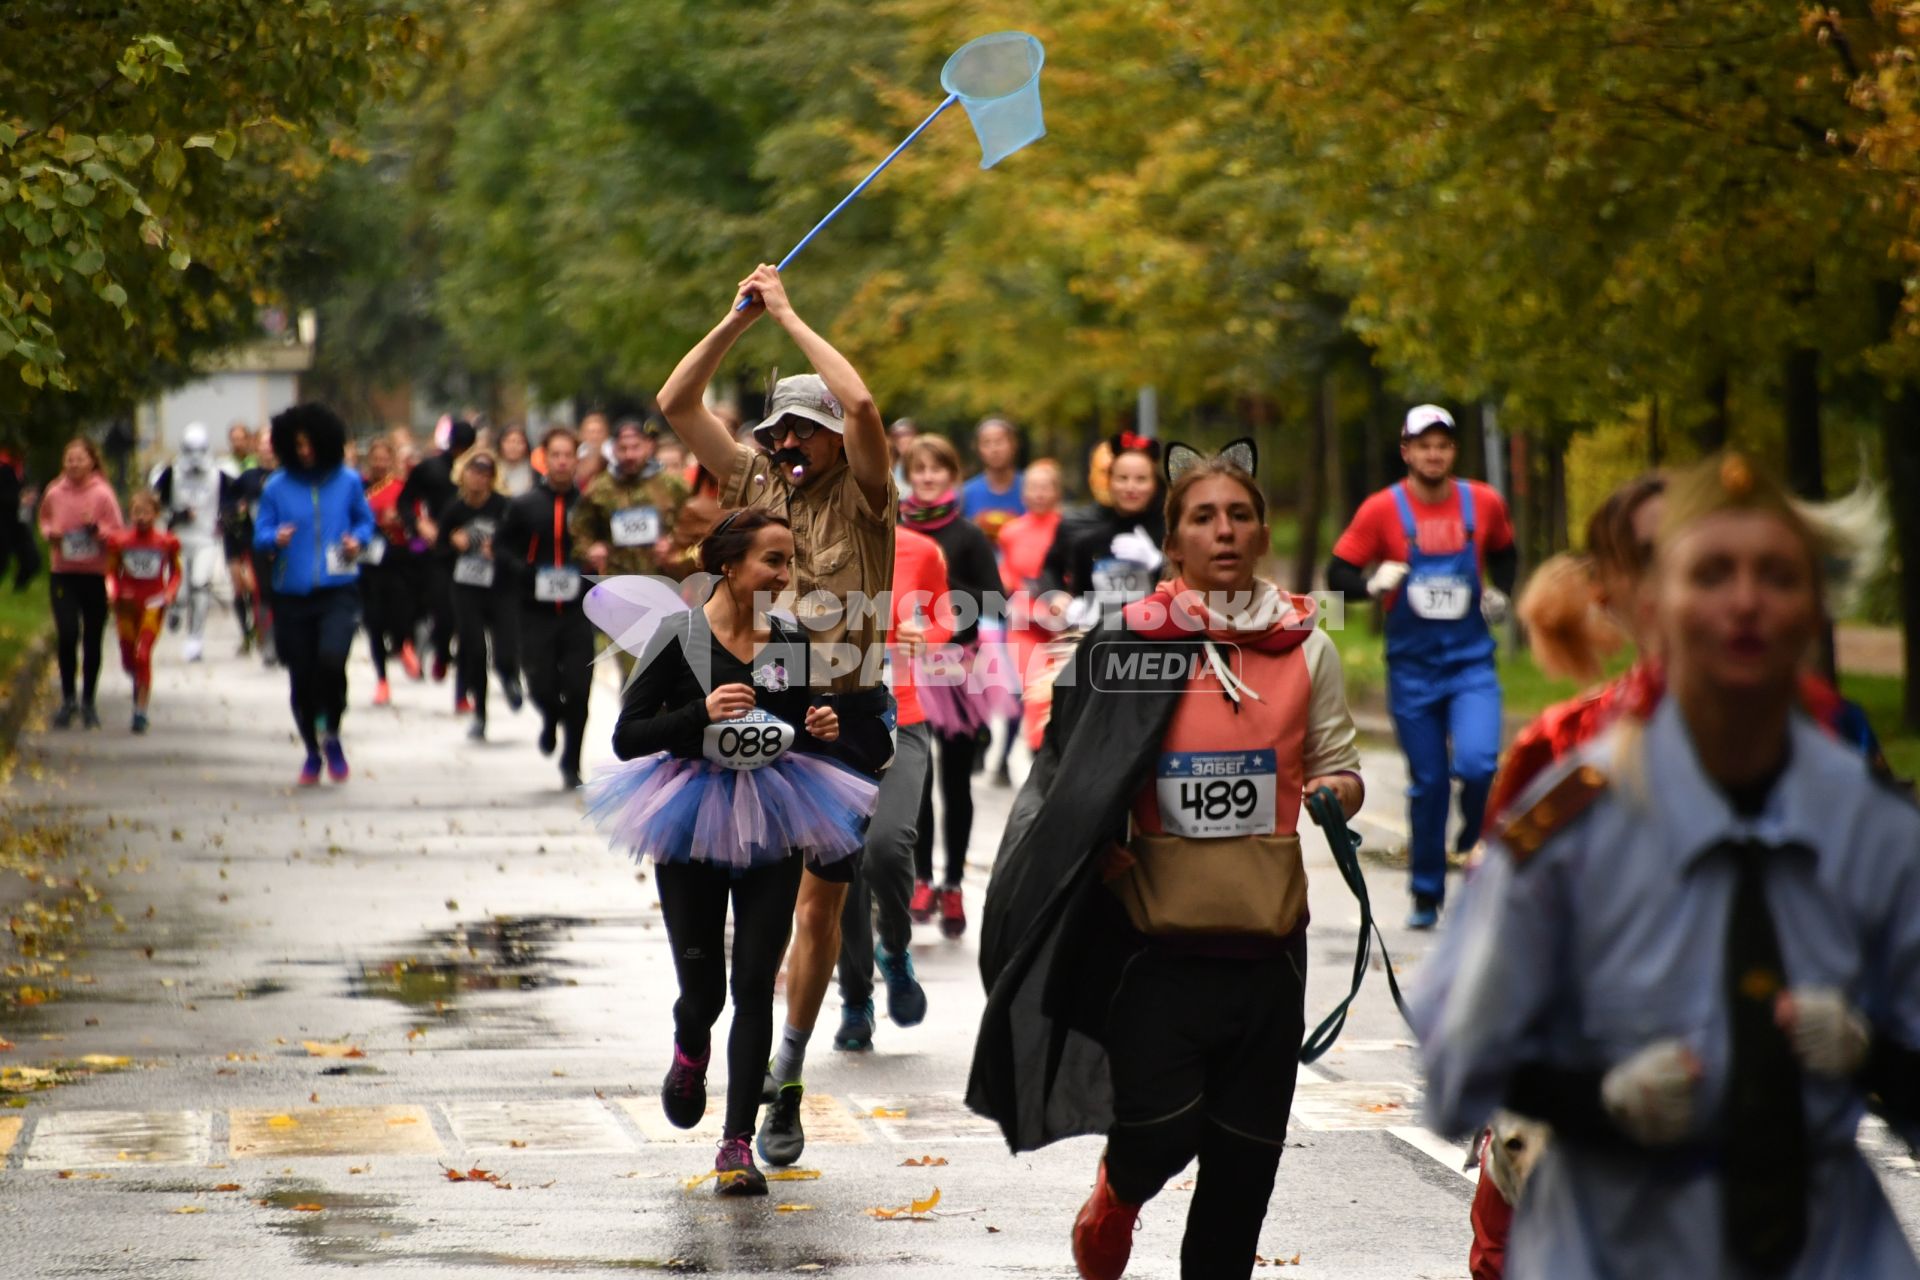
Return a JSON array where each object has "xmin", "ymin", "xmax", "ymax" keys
[{"xmin": 770, "ymin": 447, "xmax": 808, "ymax": 475}]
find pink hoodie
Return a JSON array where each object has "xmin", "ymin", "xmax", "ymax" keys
[{"xmin": 38, "ymin": 472, "xmax": 123, "ymax": 575}]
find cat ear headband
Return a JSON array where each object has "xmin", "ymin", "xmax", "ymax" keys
[{"xmin": 1163, "ymin": 437, "xmax": 1258, "ymax": 485}]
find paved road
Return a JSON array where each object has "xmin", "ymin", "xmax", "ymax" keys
[{"xmin": 1, "ymin": 614, "xmax": 1913, "ymax": 1279}]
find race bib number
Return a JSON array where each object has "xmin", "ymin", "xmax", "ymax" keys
[
  {"xmin": 61, "ymin": 530, "xmax": 99, "ymax": 561},
  {"xmin": 1157, "ymin": 750, "xmax": 1277, "ymax": 839},
  {"xmin": 453, "ymin": 553, "xmax": 496, "ymax": 589},
  {"xmin": 1405, "ymin": 573, "xmax": 1473, "ymax": 620},
  {"xmin": 324, "ymin": 541, "xmax": 355, "ymax": 577},
  {"xmin": 1090, "ymin": 556, "xmax": 1152, "ymax": 599},
  {"xmin": 122, "ymin": 548, "xmax": 164, "ymax": 581},
  {"xmin": 359, "ymin": 536, "xmax": 387, "ymax": 567},
  {"xmin": 610, "ymin": 505, "xmax": 661, "ymax": 548},
  {"xmin": 701, "ymin": 708, "xmax": 795, "ymax": 771},
  {"xmin": 534, "ymin": 565, "xmax": 581, "ymax": 603}
]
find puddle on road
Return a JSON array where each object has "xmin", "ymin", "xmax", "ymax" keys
[
  {"xmin": 257, "ymin": 1182, "xmax": 418, "ymax": 1266},
  {"xmin": 350, "ymin": 915, "xmax": 595, "ymax": 1018}
]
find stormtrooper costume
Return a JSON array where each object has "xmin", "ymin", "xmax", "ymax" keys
[{"xmin": 153, "ymin": 423, "xmax": 231, "ymax": 662}]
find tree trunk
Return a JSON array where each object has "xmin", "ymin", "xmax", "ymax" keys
[
  {"xmin": 1875, "ymin": 283, "xmax": 1920, "ymax": 730},
  {"xmin": 1509, "ymin": 430, "xmax": 1534, "ymax": 579},
  {"xmin": 1363, "ymin": 354, "xmax": 1387, "ymax": 506},
  {"xmin": 1546, "ymin": 428, "xmax": 1569, "ymax": 554},
  {"xmin": 1783, "ymin": 344, "xmax": 1836, "ymax": 681},
  {"xmin": 1325, "ymin": 377, "xmax": 1348, "ymax": 536},
  {"xmin": 1647, "ymin": 396, "xmax": 1663, "ymax": 468},
  {"xmin": 1697, "ymin": 370, "xmax": 1731, "ymax": 451},
  {"xmin": 1293, "ymin": 375, "xmax": 1331, "ymax": 594}
]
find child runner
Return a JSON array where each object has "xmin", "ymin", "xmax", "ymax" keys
[
  {"xmin": 105, "ymin": 490, "xmax": 182, "ymax": 733},
  {"xmin": 589, "ymin": 508, "xmax": 878, "ymax": 1196}
]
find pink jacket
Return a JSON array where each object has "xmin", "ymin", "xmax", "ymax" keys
[{"xmin": 38, "ymin": 473, "xmax": 123, "ymax": 575}]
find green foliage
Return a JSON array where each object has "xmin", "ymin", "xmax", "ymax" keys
[{"xmin": 0, "ymin": 0, "xmax": 449, "ymax": 436}]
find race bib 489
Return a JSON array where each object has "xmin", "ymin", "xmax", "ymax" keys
[{"xmin": 1156, "ymin": 750, "xmax": 1278, "ymax": 839}]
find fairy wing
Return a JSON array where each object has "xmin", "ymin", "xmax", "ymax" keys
[{"xmin": 584, "ymin": 574, "xmax": 700, "ymax": 659}]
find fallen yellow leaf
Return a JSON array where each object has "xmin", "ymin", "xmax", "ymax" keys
[
  {"xmin": 79, "ymin": 1054, "xmax": 130, "ymax": 1068},
  {"xmin": 266, "ymin": 1115, "xmax": 298, "ymax": 1130},
  {"xmin": 212, "ymin": 1184, "xmax": 242, "ymax": 1192},
  {"xmin": 765, "ymin": 1169, "xmax": 822, "ymax": 1182},
  {"xmin": 776, "ymin": 1204, "xmax": 815, "ymax": 1213},
  {"xmin": 171, "ymin": 1206, "xmax": 205, "ymax": 1215},
  {"xmin": 870, "ymin": 1108, "xmax": 907, "ymax": 1119},
  {"xmin": 301, "ymin": 1041, "xmax": 364, "ymax": 1059},
  {"xmin": 289, "ymin": 1203, "xmax": 326, "ymax": 1212}
]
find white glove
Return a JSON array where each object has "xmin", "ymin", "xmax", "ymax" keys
[
  {"xmin": 1109, "ymin": 527, "xmax": 1164, "ymax": 574},
  {"xmin": 1366, "ymin": 560, "xmax": 1409, "ymax": 599},
  {"xmin": 1776, "ymin": 987, "xmax": 1871, "ymax": 1079},
  {"xmin": 1600, "ymin": 1039, "xmax": 1701, "ymax": 1146},
  {"xmin": 1481, "ymin": 585, "xmax": 1511, "ymax": 625}
]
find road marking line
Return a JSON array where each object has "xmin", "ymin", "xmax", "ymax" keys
[
  {"xmin": 1388, "ymin": 1126, "xmax": 1478, "ymax": 1184},
  {"xmin": 24, "ymin": 1110, "xmax": 211, "ymax": 1169}
]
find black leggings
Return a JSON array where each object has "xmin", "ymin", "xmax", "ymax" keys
[
  {"xmin": 360, "ymin": 562, "xmax": 414, "ymax": 681},
  {"xmin": 50, "ymin": 572, "xmax": 108, "ymax": 706},
  {"xmin": 1103, "ymin": 942, "xmax": 1307, "ymax": 1280},
  {"xmin": 452, "ymin": 585, "xmax": 519, "ymax": 721},
  {"xmin": 655, "ymin": 856, "xmax": 804, "ymax": 1139},
  {"xmin": 273, "ymin": 586, "xmax": 360, "ymax": 753},
  {"xmin": 913, "ymin": 727, "xmax": 979, "ymax": 886}
]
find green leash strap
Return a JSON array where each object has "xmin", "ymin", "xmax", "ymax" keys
[{"xmin": 1299, "ymin": 785, "xmax": 1413, "ymax": 1063}]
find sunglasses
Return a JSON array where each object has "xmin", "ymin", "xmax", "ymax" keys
[{"xmin": 755, "ymin": 416, "xmax": 822, "ymax": 447}]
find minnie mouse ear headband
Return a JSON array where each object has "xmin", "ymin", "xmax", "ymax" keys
[
  {"xmin": 1108, "ymin": 430, "xmax": 1160, "ymax": 462},
  {"xmin": 1164, "ymin": 437, "xmax": 1258, "ymax": 485}
]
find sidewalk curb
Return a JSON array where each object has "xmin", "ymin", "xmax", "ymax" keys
[{"xmin": 0, "ymin": 627, "xmax": 54, "ymax": 760}]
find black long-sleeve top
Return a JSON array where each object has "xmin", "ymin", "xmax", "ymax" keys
[
  {"xmin": 500, "ymin": 480, "xmax": 583, "ymax": 610},
  {"xmin": 436, "ymin": 492, "xmax": 516, "ymax": 592},
  {"xmin": 1039, "ymin": 502, "xmax": 1167, "ymax": 599},
  {"xmin": 613, "ymin": 610, "xmax": 827, "ymax": 761},
  {"xmin": 908, "ymin": 516, "xmax": 1002, "ymax": 646}
]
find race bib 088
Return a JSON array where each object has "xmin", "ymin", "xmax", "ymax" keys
[
  {"xmin": 1156, "ymin": 750, "xmax": 1277, "ymax": 839},
  {"xmin": 1405, "ymin": 574, "xmax": 1472, "ymax": 620},
  {"xmin": 701, "ymin": 708, "xmax": 796, "ymax": 771},
  {"xmin": 610, "ymin": 505, "xmax": 661, "ymax": 548}
]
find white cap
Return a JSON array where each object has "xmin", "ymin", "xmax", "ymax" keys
[
  {"xmin": 1402, "ymin": 404, "xmax": 1456, "ymax": 438},
  {"xmin": 182, "ymin": 422, "xmax": 210, "ymax": 453}
]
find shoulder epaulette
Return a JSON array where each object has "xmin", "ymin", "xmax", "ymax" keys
[{"xmin": 1502, "ymin": 763, "xmax": 1608, "ymax": 864}]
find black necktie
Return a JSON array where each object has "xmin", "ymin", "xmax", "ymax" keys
[{"xmin": 1722, "ymin": 839, "xmax": 1809, "ymax": 1273}]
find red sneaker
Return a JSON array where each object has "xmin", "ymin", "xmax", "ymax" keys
[
  {"xmin": 939, "ymin": 886, "xmax": 967, "ymax": 939},
  {"xmin": 431, "ymin": 654, "xmax": 449, "ymax": 682},
  {"xmin": 399, "ymin": 641, "xmax": 423, "ymax": 681},
  {"xmin": 909, "ymin": 880, "xmax": 936, "ymax": 924},
  {"xmin": 373, "ymin": 679, "xmax": 391, "ymax": 707},
  {"xmin": 454, "ymin": 695, "xmax": 473, "ymax": 716},
  {"xmin": 1072, "ymin": 1159, "xmax": 1140, "ymax": 1280}
]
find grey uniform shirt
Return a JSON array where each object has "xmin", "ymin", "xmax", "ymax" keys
[{"xmin": 1413, "ymin": 697, "xmax": 1920, "ymax": 1280}]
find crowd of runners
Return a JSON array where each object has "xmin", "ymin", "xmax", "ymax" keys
[{"xmin": 8, "ymin": 263, "xmax": 1918, "ymax": 1280}]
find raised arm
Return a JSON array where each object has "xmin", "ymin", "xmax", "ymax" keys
[
  {"xmin": 741, "ymin": 265, "xmax": 888, "ymax": 512},
  {"xmin": 657, "ymin": 275, "xmax": 766, "ymax": 479}
]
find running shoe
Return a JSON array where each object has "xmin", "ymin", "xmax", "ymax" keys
[
  {"xmin": 1407, "ymin": 895, "xmax": 1440, "ymax": 931},
  {"xmin": 399, "ymin": 640, "xmax": 423, "ymax": 681},
  {"xmin": 503, "ymin": 676, "xmax": 524, "ymax": 713},
  {"xmin": 167, "ymin": 611, "xmax": 181, "ymax": 633},
  {"xmin": 323, "ymin": 736, "xmax": 350, "ymax": 782},
  {"xmin": 454, "ymin": 694, "xmax": 473, "ymax": 716},
  {"xmin": 560, "ymin": 768, "xmax": 583, "ymax": 792},
  {"xmin": 992, "ymin": 760, "xmax": 1013, "ymax": 788},
  {"xmin": 661, "ymin": 1043, "xmax": 708, "ymax": 1129},
  {"xmin": 50, "ymin": 701, "xmax": 77, "ymax": 730},
  {"xmin": 299, "ymin": 754, "xmax": 323, "ymax": 787},
  {"xmin": 1072, "ymin": 1158, "xmax": 1141, "ymax": 1280},
  {"xmin": 183, "ymin": 636, "xmax": 203, "ymax": 663},
  {"xmin": 939, "ymin": 886, "xmax": 967, "ymax": 939},
  {"xmin": 756, "ymin": 1082, "xmax": 806, "ymax": 1167},
  {"xmin": 833, "ymin": 1000, "xmax": 875, "ymax": 1052},
  {"xmin": 538, "ymin": 717, "xmax": 557, "ymax": 756},
  {"xmin": 80, "ymin": 704, "xmax": 101, "ymax": 730},
  {"xmin": 432, "ymin": 654, "xmax": 449, "ymax": 682},
  {"xmin": 713, "ymin": 1136, "xmax": 768, "ymax": 1197},
  {"xmin": 909, "ymin": 880, "xmax": 936, "ymax": 924},
  {"xmin": 373, "ymin": 679, "xmax": 391, "ymax": 707},
  {"xmin": 467, "ymin": 717, "xmax": 486, "ymax": 742},
  {"xmin": 875, "ymin": 945, "xmax": 927, "ymax": 1027},
  {"xmin": 131, "ymin": 711, "xmax": 149, "ymax": 735}
]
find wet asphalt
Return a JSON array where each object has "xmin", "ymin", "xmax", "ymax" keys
[{"xmin": 1, "ymin": 612, "xmax": 1913, "ymax": 1279}]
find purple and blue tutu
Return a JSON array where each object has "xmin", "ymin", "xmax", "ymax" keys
[
  {"xmin": 916, "ymin": 636, "xmax": 1021, "ymax": 737},
  {"xmin": 585, "ymin": 750, "xmax": 879, "ymax": 871}
]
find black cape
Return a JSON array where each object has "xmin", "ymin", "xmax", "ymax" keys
[{"xmin": 965, "ymin": 618, "xmax": 1204, "ymax": 1153}]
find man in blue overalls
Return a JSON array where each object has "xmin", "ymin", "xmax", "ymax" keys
[{"xmin": 1328, "ymin": 406, "xmax": 1517, "ymax": 928}]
